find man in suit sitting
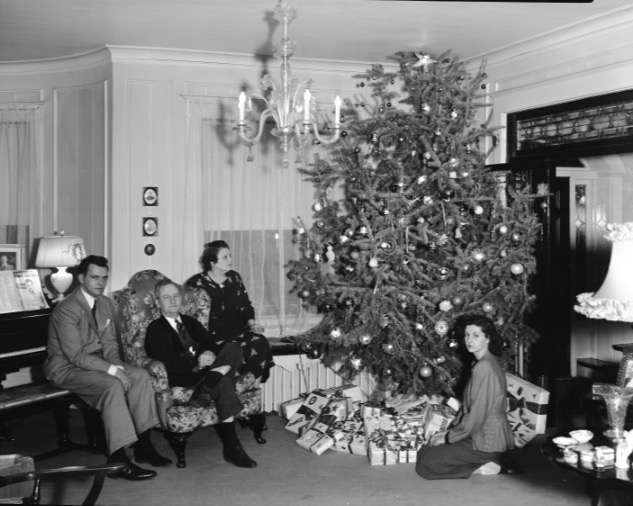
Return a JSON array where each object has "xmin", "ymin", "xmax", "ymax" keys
[
  {"xmin": 145, "ymin": 279, "xmax": 257, "ymax": 468},
  {"xmin": 45, "ymin": 255, "xmax": 171, "ymax": 481}
]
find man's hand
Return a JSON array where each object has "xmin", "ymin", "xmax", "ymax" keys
[
  {"xmin": 114, "ymin": 368, "xmax": 131, "ymax": 391},
  {"xmin": 198, "ymin": 351, "xmax": 216, "ymax": 368}
]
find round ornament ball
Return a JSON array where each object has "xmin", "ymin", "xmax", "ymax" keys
[
  {"xmin": 419, "ymin": 365, "xmax": 433, "ymax": 378},
  {"xmin": 368, "ymin": 257, "xmax": 379, "ymax": 268},
  {"xmin": 440, "ymin": 188, "xmax": 455, "ymax": 202},
  {"xmin": 330, "ymin": 328, "xmax": 342, "ymax": 339},
  {"xmin": 307, "ymin": 347, "xmax": 322, "ymax": 360},
  {"xmin": 359, "ymin": 334, "xmax": 372, "ymax": 346},
  {"xmin": 417, "ymin": 175, "xmax": 428, "ymax": 184},
  {"xmin": 415, "ymin": 322, "xmax": 424, "ymax": 331},
  {"xmin": 482, "ymin": 302, "xmax": 494, "ymax": 313},
  {"xmin": 472, "ymin": 250, "xmax": 486, "ymax": 262},
  {"xmin": 382, "ymin": 343, "xmax": 394, "ymax": 353},
  {"xmin": 350, "ymin": 250, "xmax": 360, "ymax": 260},
  {"xmin": 300, "ymin": 289, "xmax": 311, "ymax": 299},
  {"xmin": 498, "ymin": 225, "xmax": 508, "ymax": 235},
  {"xmin": 510, "ymin": 263, "xmax": 525, "ymax": 275},
  {"xmin": 313, "ymin": 202, "xmax": 323, "ymax": 212},
  {"xmin": 474, "ymin": 205, "xmax": 484, "ymax": 215},
  {"xmin": 434, "ymin": 320, "xmax": 449, "ymax": 336},
  {"xmin": 451, "ymin": 295, "xmax": 464, "ymax": 306},
  {"xmin": 447, "ymin": 339, "xmax": 459, "ymax": 349}
]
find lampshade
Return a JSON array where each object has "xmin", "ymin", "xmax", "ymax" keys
[
  {"xmin": 575, "ymin": 222, "xmax": 633, "ymax": 322},
  {"xmin": 35, "ymin": 235, "xmax": 86, "ymax": 297},
  {"xmin": 35, "ymin": 235, "xmax": 86, "ymax": 268}
]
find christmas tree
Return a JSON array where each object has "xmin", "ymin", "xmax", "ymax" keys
[{"xmin": 287, "ymin": 50, "xmax": 541, "ymax": 398}]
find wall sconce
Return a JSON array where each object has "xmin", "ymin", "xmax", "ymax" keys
[{"xmin": 35, "ymin": 233, "xmax": 86, "ymax": 301}]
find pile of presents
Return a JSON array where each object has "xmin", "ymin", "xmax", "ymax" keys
[{"xmin": 280, "ymin": 373, "xmax": 549, "ymax": 466}]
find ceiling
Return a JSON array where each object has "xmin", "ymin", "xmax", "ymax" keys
[{"xmin": 0, "ymin": 0, "xmax": 631, "ymax": 64}]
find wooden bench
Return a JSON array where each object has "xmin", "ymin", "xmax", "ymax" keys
[{"xmin": 0, "ymin": 383, "xmax": 104, "ymax": 461}]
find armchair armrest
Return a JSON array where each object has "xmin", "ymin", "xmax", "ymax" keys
[{"xmin": 143, "ymin": 359, "xmax": 171, "ymax": 394}]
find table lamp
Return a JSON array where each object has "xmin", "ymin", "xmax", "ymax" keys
[
  {"xmin": 574, "ymin": 222, "xmax": 633, "ymax": 448},
  {"xmin": 35, "ymin": 234, "xmax": 86, "ymax": 301}
]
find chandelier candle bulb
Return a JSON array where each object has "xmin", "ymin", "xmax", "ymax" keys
[
  {"xmin": 334, "ymin": 96, "xmax": 342, "ymax": 127},
  {"xmin": 238, "ymin": 91, "xmax": 246, "ymax": 124},
  {"xmin": 304, "ymin": 89, "xmax": 311, "ymax": 123}
]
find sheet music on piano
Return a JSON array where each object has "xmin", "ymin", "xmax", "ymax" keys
[{"xmin": 0, "ymin": 270, "xmax": 49, "ymax": 314}]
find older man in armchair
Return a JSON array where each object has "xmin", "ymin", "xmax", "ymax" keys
[{"xmin": 144, "ymin": 279, "xmax": 257, "ymax": 469}]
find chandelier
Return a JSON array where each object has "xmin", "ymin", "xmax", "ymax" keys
[{"xmin": 237, "ymin": 0, "xmax": 341, "ymax": 164}]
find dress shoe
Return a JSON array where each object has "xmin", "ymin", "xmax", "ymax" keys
[
  {"xmin": 107, "ymin": 459, "xmax": 157, "ymax": 480},
  {"xmin": 189, "ymin": 392, "xmax": 212, "ymax": 408},
  {"xmin": 134, "ymin": 444, "xmax": 173, "ymax": 467},
  {"xmin": 223, "ymin": 444, "xmax": 257, "ymax": 468}
]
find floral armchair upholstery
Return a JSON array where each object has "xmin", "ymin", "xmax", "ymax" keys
[{"xmin": 112, "ymin": 269, "xmax": 262, "ymax": 468}]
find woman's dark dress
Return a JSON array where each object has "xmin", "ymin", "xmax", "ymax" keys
[{"xmin": 186, "ymin": 270, "xmax": 274, "ymax": 382}]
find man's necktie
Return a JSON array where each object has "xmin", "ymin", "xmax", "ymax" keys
[
  {"xmin": 175, "ymin": 319, "xmax": 193, "ymax": 355},
  {"xmin": 91, "ymin": 302, "xmax": 97, "ymax": 322}
]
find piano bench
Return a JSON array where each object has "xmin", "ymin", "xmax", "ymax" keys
[{"xmin": 0, "ymin": 383, "xmax": 105, "ymax": 461}]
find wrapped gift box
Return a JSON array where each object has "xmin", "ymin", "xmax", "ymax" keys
[
  {"xmin": 310, "ymin": 397, "xmax": 351, "ymax": 434},
  {"xmin": 296, "ymin": 425, "xmax": 346, "ymax": 455},
  {"xmin": 423, "ymin": 404, "xmax": 455, "ymax": 440},
  {"xmin": 505, "ymin": 372, "xmax": 549, "ymax": 448},
  {"xmin": 367, "ymin": 440, "xmax": 399, "ymax": 465},
  {"xmin": 285, "ymin": 391, "xmax": 330, "ymax": 435},
  {"xmin": 280, "ymin": 396, "xmax": 307, "ymax": 420},
  {"xmin": 319, "ymin": 383, "xmax": 364, "ymax": 404},
  {"xmin": 332, "ymin": 419, "xmax": 366, "ymax": 455}
]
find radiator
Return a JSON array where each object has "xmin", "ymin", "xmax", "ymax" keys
[{"xmin": 261, "ymin": 354, "xmax": 375, "ymax": 413}]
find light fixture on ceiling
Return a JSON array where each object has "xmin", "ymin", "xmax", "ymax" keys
[{"xmin": 237, "ymin": 0, "xmax": 342, "ymax": 165}]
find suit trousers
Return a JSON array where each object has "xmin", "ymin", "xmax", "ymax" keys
[
  {"xmin": 51, "ymin": 364, "xmax": 158, "ymax": 455},
  {"xmin": 198, "ymin": 341, "xmax": 244, "ymax": 422},
  {"xmin": 416, "ymin": 438, "xmax": 501, "ymax": 479}
]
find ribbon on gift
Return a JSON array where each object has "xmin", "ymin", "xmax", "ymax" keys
[
  {"xmin": 507, "ymin": 392, "xmax": 547, "ymax": 431},
  {"xmin": 368, "ymin": 428, "xmax": 399, "ymax": 453}
]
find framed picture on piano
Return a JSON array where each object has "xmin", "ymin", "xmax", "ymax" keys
[{"xmin": 0, "ymin": 244, "xmax": 24, "ymax": 272}]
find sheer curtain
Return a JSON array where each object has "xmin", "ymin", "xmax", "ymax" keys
[
  {"xmin": 184, "ymin": 97, "xmax": 317, "ymax": 336},
  {"xmin": 0, "ymin": 106, "xmax": 42, "ymax": 256}
]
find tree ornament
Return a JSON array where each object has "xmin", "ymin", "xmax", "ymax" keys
[
  {"xmin": 345, "ymin": 228, "xmax": 354, "ymax": 237},
  {"xmin": 498, "ymin": 225, "xmax": 508, "ymax": 235},
  {"xmin": 472, "ymin": 250, "xmax": 486, "ymax": 262},
  {"xmin": 417, "ymin": 175, "xmax": 427, "ymax": 184},
  {"xmin": 440, "ymin": 188, "xmax": 455, "ymax": 202},
  {"xmin": 358, "ymin": 226, "xmax": 368, "ymax": 235},
  {"xmin": 330, "ymin": 328, "xmax": 342, "ymax": 339},
  {"xmin": 300, "ymin": 289, "xmax": 311, "ymax": 298},
  {"xmin": 314, "ymin": 253, "xmax": 322, "ymax": 262},
  {"xmin": 540, "ymin": 201, "xmax": 549, "ymax": 210},
  {"xmin": 382, "ymin": 343, "xmax": 394, "ymax": 353},
  {"xmin": 423, "ymin": 196, "xmax": 433, "ymax": 205},
  {"xmin": 447, "ymin": 339, "xmax": 459, "ymax": 349},
  {"xmin": 482, "ymin": 302, "xmax": 494, "ymax": 313},
  {"xmin": 368, "ymin": 257, "xmax": 379, "ymax": 268},
  {"xmin": 419, "ymin": 365, "xmax": 433, "ymax": 378},
  {"xmin": 422, "ymin": 103, "xmax": 431, "ymax": 113},
  {"xmin": 344, "ymin": 298, "xmax": 354, "ymax": 307},
  {"xmin": 315, "ymin": 220, "xmax": 325, "ymax": 229},
  {"xmin": 500, "ymin": 249, "xmax": 508, "ymax": 258},
  {"xmin": 308, "ymin": 347, "xmax": 322, "ymax": 360},
  {"xmin": 474, "ymin": 205, "xmax": 484, "ymax": 215},
  {"xmin": 434, "ymin": 320, "xmax": 449, "ymax": 336},
  {"xmin": 451, "ymin": 295, "xmax": 464, "ymax": 306},
  {"xmin": 350, "ymin": 357, "xmax": 362, "ymax": 369},
  {"xmin": 510, "ymin": 263, "xmax": 525, "ymax": 275},
  {"xmin": 511, "ymin": 233, "xmax": 522, "ymax": 244},
  {"xmin": 345, "ymin": 265, "xmax": 355, "ymax": 273},
  {"xmin": 439, "ymin": 300, "xmax": 453, "ymax": 312},
  {"xmin": 437, "ymin": 267, "xmax": 449, "ymax": 280},
  {"xmin": 359, "ymin": 334, "xmax": 372, "ymax": 345},
  {"xmin": 384, "ymin": 367, "xmax": 393, "ymax": 377},
  {"xmin": 379, "ymin": 314, "xmax": 390, "ymax": 328},
  {"xmin": 381, "ymin": 206, "xmax": 390, "ymax": 215},
  {"xmin": 415, "ymin": 322, "xmax": 424, "ymax": 331},
  {"xmin": 313, "ymin": 201, "xmax": 323, "ymax": 212},
  {"xmin": 350, "ymin": 250, "xmax": 360, "ymax": 260},
  {"xmin": 434, "ymin": 355, "xmax": 447, "ymax": 365},
  {"xmin": 340, "ymin": 235, "xmax": 350, "ymax": 244}
]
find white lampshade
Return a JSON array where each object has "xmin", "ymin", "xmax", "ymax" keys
[
  {"xmin": 35, "ymin": 235, "xmax": 86, "ymax": 296},
  {"xmin": 575, "ymin": 223, "xmax": 633, "ymax": 322}
]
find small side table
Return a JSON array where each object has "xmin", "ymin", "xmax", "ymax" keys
[{"xmin": 542, "ymin": 436, "xmax": 633, "ymax": 506}]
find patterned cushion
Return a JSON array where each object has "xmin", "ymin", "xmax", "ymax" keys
[{"xmin": 112, "ymin": 269, "xmax": 261, "ymax": 433}]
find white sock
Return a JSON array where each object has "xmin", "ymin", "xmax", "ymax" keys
[{"xmin": 472, "ymin": 461, "xmax": 501, "ymax": 475}]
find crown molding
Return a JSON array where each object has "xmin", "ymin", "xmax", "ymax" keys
[{"xmin": 0, "ymin": 47, "xmax": 111, "ymax": 77}]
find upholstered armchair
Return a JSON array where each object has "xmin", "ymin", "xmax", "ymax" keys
[{"xmin": 112, "ymin": 270, "xmax": 263, "ymax": 468}]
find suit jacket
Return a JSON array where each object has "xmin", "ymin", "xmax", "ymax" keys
[
  {"xmin": 145, "ymin": 314, "xmax": 219, "ymax": 387},
  {"xmin": 44, "ymin": 287, "xmax": 123, "ymax": 385},
  {"xmin": 446, "ymin": 352, "xmax": 514, "ymax": 452}
]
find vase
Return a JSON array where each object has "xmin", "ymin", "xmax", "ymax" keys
[{"xmin": 593, "ymin": 383, "xmax": 633, "ymax": 439}]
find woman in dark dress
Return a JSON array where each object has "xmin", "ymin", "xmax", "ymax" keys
[{"xmin": 186, "ymin": 240, "xmax": 275, "ymax": 383}]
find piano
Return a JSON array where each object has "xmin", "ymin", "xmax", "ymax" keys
[{"xmin": 0, "ymin": 308, "xmax": 52, "ymax": 386}]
